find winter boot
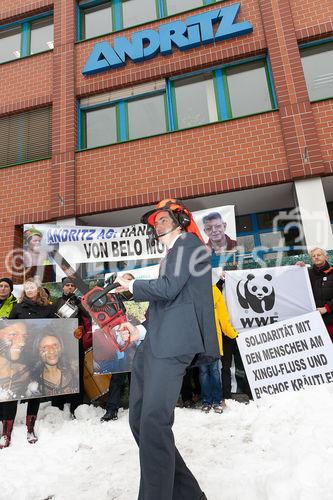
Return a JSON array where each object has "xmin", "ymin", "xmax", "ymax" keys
[
  {"xmin": 26, "ymin": 415, "xmax": 38, "ymax": 444},
  {"xmin": 0, "ymin": 420, "xmax": 14, "ymax": 449}
]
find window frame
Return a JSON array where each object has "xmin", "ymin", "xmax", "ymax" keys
[
  {"xmin": 78, "ymin": 55, "xmax": 277, "ymax": 150},
  {"xmin": 80, "ymin": 87, "xmax": 170, "ymax": 149},
  {"xmin": 299, "ymin": 37, "xmax": 333, "ymax": 103},
  {"xmin": 76, "ymin": 0, "xmax": 217, "ymax": 41},
  {"xmin": 0, "ymin": 12, "xmax": 53, "ymax": 64}
]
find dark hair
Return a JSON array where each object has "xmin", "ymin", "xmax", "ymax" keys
[
  {"xmin": 32, "ymin": 329, "xmax": 71, "ymax": 374},
  {"xmin": 202, "ymin": 212, "xmax": 223, "ymax": 225}
]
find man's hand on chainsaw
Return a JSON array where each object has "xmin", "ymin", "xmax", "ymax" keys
[
  {"xmin": 115, "ymin": 275, "xmax": 133, "ymax": 293},
  {"xmin": 119, "ymin": 322, "xmax": 140, "ymax": 343}
]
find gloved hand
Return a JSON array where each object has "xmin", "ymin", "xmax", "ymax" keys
[{"xmin": 74, "ymin": 326, "xmax": 83, "ymax": 340}]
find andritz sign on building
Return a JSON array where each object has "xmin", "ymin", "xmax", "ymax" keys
[{"xmin": 83, "ymin": 2, "xmax": 252, "ymax": 76}]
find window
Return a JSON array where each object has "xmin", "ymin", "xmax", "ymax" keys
[
  {"xmin": 81, "ymin": 2, "xmax": 112, "ymax": 39},
  {"xmin": 122, "ymin": 0, "xmax": 157, "ymax": 29},
  {"xmin": 235, "ymin": 209, "xmax": 305, "ymax": 260},
  {"xmin": 165, "ymin": 0, "xmax": 204, "ymax": 16},
  {"xmin": 0, "ymin": 14, "xmax": 53, "ymax": 64},
  {"xmin": 79, "ymin": 57, "xmax": 276, "ymax": 147},
  {"xmin": 0, "ymin": 107, "xmax": 52, "ymax": 167},
  {"xmin": 85, "ymin": 106, "xmax": 117, "ymax": 148},
  {"xmin": 237, "ymin": 234, "xmax": 255, "ymax": 253},
  {"xmin": 30, "ymin": 17, "xmax": 54, "ymax": 54},
  {"xmin": 173, "ymin": 74, "xmax": 218, "ymax": 129},
  {"xmin": 226, "ymin": 60, "xmax": 273, "ymax": 118},
  {"xmin": 127, "ymin": 94, "xmax": 167, "ymax": 140},
  {"xmin": 77, "ymin": 0, "xmax": 214, "ymax": 40},
  {"xmin": 81, "ymin": 80, "xmax": 167, "ymax": 148},
  {"xmin": 0, "ymin": 26, "xmax": 21, "ymax": 63},
  {"xmin": 301, "ymin": 41, "xmax": 333, "ymax": 101}
]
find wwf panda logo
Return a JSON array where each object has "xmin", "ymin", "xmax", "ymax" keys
[{"xmin": 236, "ymin": 273, "xmax": 275, "ymax": 313}]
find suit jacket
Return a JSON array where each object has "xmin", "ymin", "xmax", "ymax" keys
[{"xmin": 133, "ymin": 232, "xmax": 219, "ymax": 359}]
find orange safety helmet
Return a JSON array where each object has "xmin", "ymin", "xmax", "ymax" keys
[{"xmin": 141, "ymin": 199, "xmax": 205, "ymax": 244}]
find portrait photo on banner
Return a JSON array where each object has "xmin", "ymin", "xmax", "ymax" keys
[
  {"xmin": 0, "ymin": 318, "xmax": 79, "ymax": 402},
  {"xmin": 23, "ymin": 224, "xmax": 58, "ymax": 268},
  {"xmin": 193, "ymin": 205, "xmax": 237, "ymax": 255}
]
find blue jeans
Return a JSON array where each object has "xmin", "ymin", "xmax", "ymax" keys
[{"xmin": 199, "ymin": 361, "xmax": 222, "ymax": 405}]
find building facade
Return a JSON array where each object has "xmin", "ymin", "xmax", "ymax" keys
[{"xmin": 0, "ymin": 0, "xmax": 332, "ymax": 279}]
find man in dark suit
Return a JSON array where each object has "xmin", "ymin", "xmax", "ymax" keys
[{"xmin": 116, "ymin": 199, "xmax": 219, "ymax": 500}]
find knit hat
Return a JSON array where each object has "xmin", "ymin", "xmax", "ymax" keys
[
  {"xmin": 0, "ymin": 277, "xmax": 13, "ymax": 292},
  {"xmin": 62, "ymin": 276, "xmax": 76, "ymax": 287}
]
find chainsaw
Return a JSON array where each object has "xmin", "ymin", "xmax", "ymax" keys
[{"xmin": 49, "ymin": 250, "xmax": 130, "ymax": 352}]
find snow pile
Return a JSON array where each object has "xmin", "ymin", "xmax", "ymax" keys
[{"xmin": 1, "ymin": 384, "xmax": 333, "ymax": 500}]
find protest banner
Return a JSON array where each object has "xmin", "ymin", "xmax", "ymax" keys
[
  {"xmin": 23, "ymin": 205, "xmax": 236, "ymax": 267},
  {"xmin": 236, "ymin": 311, "xmax": 333, "ymax": 401},
  {"xmin": 0, "ymin": 318, "xmax": 79, "ymax": 402},
  {"xmin": 225, "ymin": 266, "xmax": 316, "ymax": 332}
]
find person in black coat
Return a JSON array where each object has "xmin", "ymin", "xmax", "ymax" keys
[
  {"xmin": 52, "ymin": 277, "xmax": 92, "ymax": 415},
  {"xmin": 306, "ymin": 248, "xmax": 333, "ymax": 341},
  {"xmin": 0, "ymin": 278, "xmax": 54, "ymax": 448}
]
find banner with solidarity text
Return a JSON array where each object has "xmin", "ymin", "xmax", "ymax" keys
[{"xmin": 236, "ymin": 311, "xmax": 333, "ymax": 401}]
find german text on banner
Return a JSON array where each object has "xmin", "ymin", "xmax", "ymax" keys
[{"xmin": 237, "ymin": 311, "xmax": 333, "ymax": 401}]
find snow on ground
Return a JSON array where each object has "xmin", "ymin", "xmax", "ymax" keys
[{"xmin": 1, "ymin": 384, "xmax": 333, "ymax": 500}]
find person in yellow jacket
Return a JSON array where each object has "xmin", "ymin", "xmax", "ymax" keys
[
  {"xmin": 198, "ymin": 282, "xmax": 237, "ymax": 414},
  {"xmin": 213, "ymin": 281, "xmax": 238, "ymax": 405}
]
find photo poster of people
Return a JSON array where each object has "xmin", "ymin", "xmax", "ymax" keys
[
  {"xmin": 0, "ymin": 318, "xmax": 79, "ymax": 403},
  {"xmin": 92, "ymin": 265, "xmax": 159, "ymax": 375}
]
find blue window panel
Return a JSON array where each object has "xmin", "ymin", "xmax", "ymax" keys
[
  {"xmin": 266, "ymin": 57, "xmax": 278, "ymax": 108},
  {"xmin": 76, "ymin": 3, "xmax": 82, "ymax": 41},
  {"xmin": 118, "ymin": 101, "xmax": 127, "ymax": 141},
  {"xmin": 77, "ymin": 101, "xmax": 83, "ymax": 149},
  {"xmin": 21, "ymin": 22, "xmax": 30, "ymax": 57},
  {"xmin": 214, "ymin": 69, "xmax": 228, "ymax": 120},
  {"xmin": 157, "ymin": 0, "xmax": 166, "ymax": 18},
  {"xmin": 165, "ymin": 79, "xmax": 176, "ymax": 131},
  {"xmin": 113, "ymin": 0, "xmax": 122, "ymax": 31}
]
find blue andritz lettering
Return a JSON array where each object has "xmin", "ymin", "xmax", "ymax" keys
[{"xmin": 83, "ymin": 3, "xmax": 253, "ymax": 75}]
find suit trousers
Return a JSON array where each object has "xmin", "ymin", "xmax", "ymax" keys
[{"xmin": 129, "ymin": 335, "xmax": 203, "ymax": 500}]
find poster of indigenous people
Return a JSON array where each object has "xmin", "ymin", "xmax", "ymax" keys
[
  {"xmin": 92, "ymin": 266, "xmax": 158, "ymax": 375},
  {"xmin": 0, "ymin": 318, "xmax": 79, "ymax": 402},
  {"xmin": 23, "ymin": 226, "xmax": 57, "ymax": 267}
]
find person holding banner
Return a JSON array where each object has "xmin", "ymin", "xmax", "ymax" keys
[
  {"xmin": 298, "ymin": 248, "xmax": 333, "ymax": 342},
  {"xmin": 52, "ymin": 276, "xmax": 92, "ymax": 415},
  {"xmin": 213, "ymin": 279, "xmax": 238, "ymax": 405},
  {"xmin": 116, "ymin": 199, "xmax": 219, "ymax": 500},
  {"xmin": 2, "ymin": 278, "xmax": 55, "ymax": 446}
]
